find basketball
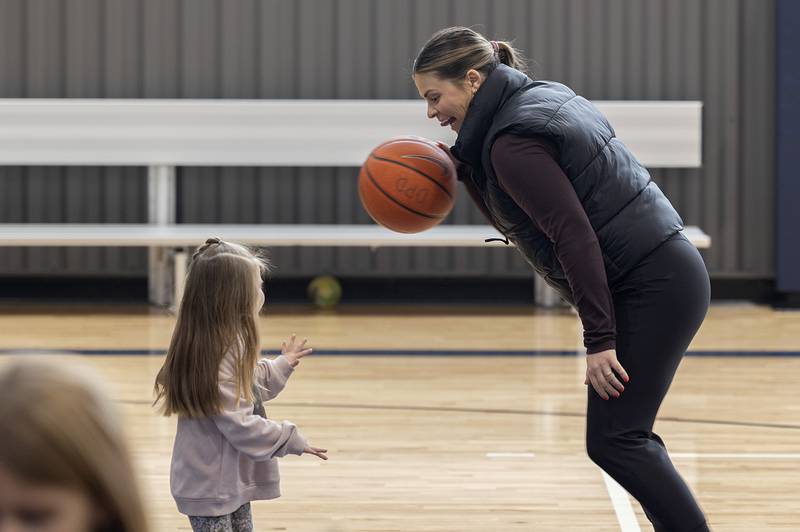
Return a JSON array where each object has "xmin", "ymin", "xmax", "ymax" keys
[
  {"xmin": 358, "ymin": 136, "xmax": 457, "ymax": 233},
  {"xmin": 307, "ymin": 275, "xmax": 342, "ymax": 309}
]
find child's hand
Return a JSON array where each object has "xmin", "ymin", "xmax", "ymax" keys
[
  {"xmin": 303, "ymin": 445, "xmax": 328, "ymax": 460},
  {"xmin": 282, "ymin": 334, "xmax": 313, "ymax": 367}
]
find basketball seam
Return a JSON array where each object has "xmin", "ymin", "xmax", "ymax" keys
[
  {"xmin": 364, "ymin": 166, "xmax": 444, "ymax": 220},
  {"xmin": 381, "ymin": 138, "xmax": 438, "ymax": 149},
  {"xmin": 369, "ymin": 154, "xmax": 454, "ymax": 199}
]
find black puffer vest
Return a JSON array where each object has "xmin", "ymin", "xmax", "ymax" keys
[{"xmin": 451, "ymin": 65, "xmax": 683, "ymax": 304}]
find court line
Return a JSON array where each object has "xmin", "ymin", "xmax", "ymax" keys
[
  {"xmin": 602, "ymin": 472, "xmax": 642, "ymax": 532},
  {"xmin": 3, "ymin": 348, "xmax": 800, "ymax": 357},
  {"xmin": 486, "ymin": 452, "xmax": 536, "ymax": 458},
  {"xmin": 671, "ymin": 452, "xmax": 800, "ymax": 459},
  {"xmin": 117, "ymin": 399, "xmax": 800, "ymax": 432},
  {"xmin": 482, "ymin": 452, "xmax": 800, "ymax": 460}
]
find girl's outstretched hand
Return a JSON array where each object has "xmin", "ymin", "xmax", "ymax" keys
[
  {"xmin": 303, "ymin": 445, "xmax": 328, "ymax": 460},
  {"xmin": 282, "ymin": 334, "xmax": 313, "ymax": 367}
]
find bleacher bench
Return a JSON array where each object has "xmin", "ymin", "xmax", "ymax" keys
[{"xmin": 0, "ymin": 99, "xmax": 708, "ymax": 307}]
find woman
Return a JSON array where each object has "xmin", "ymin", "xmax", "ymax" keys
[{"xmin": 413, "ymin": 27, "xmax": 710, "ymax": 532}]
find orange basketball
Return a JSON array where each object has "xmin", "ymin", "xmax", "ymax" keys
[{"xmin": 358, "ymin": 136, "xmax": 456, "ymax": 233}]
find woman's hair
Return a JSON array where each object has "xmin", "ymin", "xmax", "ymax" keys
[
  {"xmin": 413, "ymin": 26, "xmax": 527, "ymax": 80},
  {"xmin": 0, "ymin": 360, "xmax": 149, "ymax": 532},
  {"xmin": 154, "ymin": 238, "xmax": 270, "ymax": 418}
]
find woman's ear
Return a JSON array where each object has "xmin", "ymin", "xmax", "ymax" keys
[{"xmin": 465, "ymin": 69, "xmax": 483, "ymax": 94}]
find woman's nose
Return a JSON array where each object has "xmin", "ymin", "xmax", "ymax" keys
[{"xmin": 427, "ymin": 105, "xmax": 436, "ymax": 119}]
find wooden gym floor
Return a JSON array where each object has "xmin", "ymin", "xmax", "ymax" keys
[{"xmin": 0, "ymin": 302, "xmax": 798, "ymax": 531}]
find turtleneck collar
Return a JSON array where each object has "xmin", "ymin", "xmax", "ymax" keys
[{"xmin": 451, "ymin": 64, "xmax": 530, "ymax": 168}]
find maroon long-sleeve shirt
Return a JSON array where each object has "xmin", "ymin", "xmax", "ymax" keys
[{"xmin": 461, "ymin": 134, "xmax": 617, "ymax": 354}]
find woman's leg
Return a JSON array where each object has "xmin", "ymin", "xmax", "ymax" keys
[{"xmin": 586, "ymin": 235, "xmax": 710, "ymax": 531}]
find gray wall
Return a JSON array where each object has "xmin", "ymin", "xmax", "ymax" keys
[{"xmin": 0, "ymin": 0, "xmax": 775, "ymax": 279}]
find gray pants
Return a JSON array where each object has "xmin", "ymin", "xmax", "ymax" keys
[{"xmin": 188, "ymin": 503, "xmax": 253, "ymax": 532}]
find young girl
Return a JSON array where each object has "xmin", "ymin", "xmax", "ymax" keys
[
  {"xmin": 154, "ymin": 238, "xmax": 327, "ymax": 531},
  {"xmin": 0, "ymin": 359, "xmax": 149, "ymax": 532}
]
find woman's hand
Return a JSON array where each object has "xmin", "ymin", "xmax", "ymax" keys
[
  {"xmin": 435, "ymin": 141, "xmax": 459, "ymax": 168},
  {"xmin": 303, "ymin": 445, "xmax": 328, "ymax": 460},
  {"xmin": 584, "ymin": 349, "xmax": 629, "ymax": 400},
  {"xmin": 436, "ymin": 141, "xmax": 473, "ymax": 184},
  {"xmin": 282, "ymin": 334, "xmax": 313, "ymax": 368}
]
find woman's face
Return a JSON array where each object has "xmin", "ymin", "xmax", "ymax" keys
[
  {"xmin": 0, "ymin": 465, "xmax": 96, "ymax": 532},
  {"xmin": 414, "ymin": 69, "xmax": 484, "ymax": 133}
]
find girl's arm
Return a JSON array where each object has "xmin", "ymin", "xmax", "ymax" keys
[
  {"xmin": 254, "ymin": 334, "xmax": 313, "ymax": 400},
  {"xmin": 211, "ymin": 373, "xmax": 307, "ymax": 460},
  {"xmin": 253, "ymin": 355, "xmax": 294, "ymax": 400}
]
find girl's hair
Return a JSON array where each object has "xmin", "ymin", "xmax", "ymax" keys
[
  {"xmin": 413, "ymin": 26, "xmax": 527, "ymax": 80},
  {"xmin": 154, "ymin": 238, "xmax": 270, "ymax": 418},
  {"xmin": 0, "ymin": 360, "xmax": 149, "ymax": 532}
]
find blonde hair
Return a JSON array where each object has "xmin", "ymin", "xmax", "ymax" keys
[
  {"xmin": 413, "ymin": 26, "xmax": 527, "ymax": 80},
  {"xmin": 0, "ymin": 360, "xmax": 149, "ymax": 532},
  {"xmin": 154, "ymin": 238, "xmax": 270, "ymax": 418}
]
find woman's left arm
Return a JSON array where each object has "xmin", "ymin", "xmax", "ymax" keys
[
  {"xmin": 491, "ymin": 134, "xmax": 615, "ymax": 353},
  {"xmin": 491, "ymin": 134, "xmax": 628, "ymax": 398}
]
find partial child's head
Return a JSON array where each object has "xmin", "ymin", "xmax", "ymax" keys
[
  {"xmin": 413, "ymin": 26, "xmax": 526, "ymax": 133},
  {"xmin": 155, "ymin": 239, "xmax": 270, "ymax": 418},
  {"xmin": 0, "ymin": 360, "xmax": 148, "ymax": 532}
]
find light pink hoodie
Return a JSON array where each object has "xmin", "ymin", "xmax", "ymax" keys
[{"xmin": 169, "ymin": 353, "xmax": 307, "ymax": 516}]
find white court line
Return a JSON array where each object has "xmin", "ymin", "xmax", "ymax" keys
[
  {"xmin": 672, "ymin": 452, "xmax": 800, "ymax": 459},
  {"xmin": 602, "ymin": 472, "xmax": 642, "ymax": 532},
  {"xmin": 485, "ymin": 451, "xmax": 797, "ymax": 530},
  {"xmin": 485, "ymin": 452, "xmax": 536, "ymax": 458}
]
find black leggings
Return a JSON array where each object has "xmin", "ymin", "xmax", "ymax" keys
[{"xmin": 586, "ymin": 233, "xmax": 711, "ymax": 532}]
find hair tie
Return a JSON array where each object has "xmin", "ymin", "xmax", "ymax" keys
[
  {"xmin": 205, "ymin": 237, "xmax": 221, "ymax": 245},
  {"xmin": 490, "ymin": 40, "xmax": 500, "ymax": 57}
]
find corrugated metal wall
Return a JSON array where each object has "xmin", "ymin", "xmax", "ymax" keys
[{"xmin": 0, "ymin": 0, "xmax": 775, "ymax": 279}]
